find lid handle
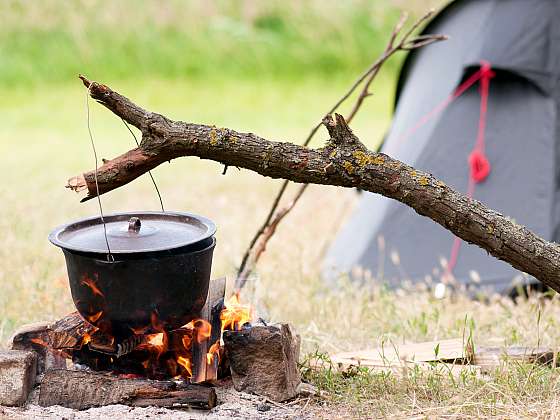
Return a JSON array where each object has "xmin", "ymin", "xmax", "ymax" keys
[{"xmin": 128, "ymin": 217, "xmax": 141, "ymax": 233}]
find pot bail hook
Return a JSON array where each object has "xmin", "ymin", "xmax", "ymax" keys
[{"xmin": 85, "ymin": 84, "xmax": 114, "ymax": 262}]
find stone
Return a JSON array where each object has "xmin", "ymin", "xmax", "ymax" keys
[
  {"xmin": 223, "ymin": 323, "xmax": 301, "ymax": 402},
  {"xmin": 296, "ymin": 382, "xmax": 319, "ymax": 397},
  {"xmin": 0, "ymin": 350, "xmax": 37, "ymax": 406}
]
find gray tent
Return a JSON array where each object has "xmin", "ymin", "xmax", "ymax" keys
[{"xmin": 324, "ymin": 0, "xmax": 560, "ymax": 295}]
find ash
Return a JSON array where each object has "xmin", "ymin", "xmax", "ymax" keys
[{"xmin": 0, "ymin": 381, "xmax": 313, "ymax": 420}]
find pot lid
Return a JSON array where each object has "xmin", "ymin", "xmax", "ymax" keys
[{"xmin": 49, "ymin": 211, "xmax": 216, "ymax": 254}]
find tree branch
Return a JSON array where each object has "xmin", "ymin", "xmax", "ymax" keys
[
  {"xmin": 68, "ymin": 78, "xmax": 560, "ymax": 293},
  {"xmin": 235, "ymin": 10, "xmax": 446, "ymax": 286}
]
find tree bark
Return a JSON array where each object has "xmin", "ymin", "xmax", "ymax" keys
[{"xmin": 68, "ymin": 77, "xmax": 560, "ymax": 293}]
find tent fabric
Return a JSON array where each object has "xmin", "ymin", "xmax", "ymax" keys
[{"xmin": 324, "ymin": 0, "xmax": 560, "ymax": 295}]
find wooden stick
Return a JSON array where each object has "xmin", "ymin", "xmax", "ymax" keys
[
  {"xmin": 48, "ymin": 312, "xmax": 96, "ymax": 350},
  {"xmin": 192, "ymin": 277, "xmax": 226, "ymax": 383}
]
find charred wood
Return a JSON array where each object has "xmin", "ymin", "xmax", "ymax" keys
[
  {"xmin": 10, "ymin": 322, "xmax": 66, "ymax": 374},
  {"xmin": 48, "ymin": 312, "xmax": 96, "ymax": 350},
  {"xmin": 192, "ymin": 277, "xmax": 226, "ymax": 383}
]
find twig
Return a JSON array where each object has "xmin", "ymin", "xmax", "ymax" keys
[
  {"xmin": 235, "ymin": 9, "xmax": 446, "ymax": 290},
  {"xmin": 237, "ymin": 184, "xmax": 309, "ymax": 286}
]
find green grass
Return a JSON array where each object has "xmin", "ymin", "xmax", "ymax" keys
[
  {"xmin": 0, "ymin": 0, "xmax": 407, "ymax": 87},
  {"xmin": 296, "ymin": 283, "xmax": 560, "ymax": 418}
]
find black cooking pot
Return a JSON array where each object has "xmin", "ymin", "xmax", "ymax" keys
[{"xmin": 49, "ymin": 211, "xmax": 216, "ymax": 339}]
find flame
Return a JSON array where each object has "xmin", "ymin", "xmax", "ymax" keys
[
  {"xmin": 181, "ymin": 319, "xmax": 212, "ymax": 344},
  {"xmin": 147, "ymin": 332, "xmax": 164, "ymax": 347},
  {"xmin": 80, "ymin": 275, "xmax": 104, "ymax": 297},
  {"xmin": 137, "ymin": 332, "xmax": 168, "ymax": 359},
  {"xmin": 130, "ymin": 325, "xmax": 149, "ymax": 335},
  {"xmin": 194, "ymin": 319, "xmax": 212, "ymax": 344},
  {"xmin": 177, "ymin": 356, "xmax": 192, "ymax": 377},
  {"xmin": 82, "ymin": 333, "xmax": 92, "ymax": 345},
  {"xmin": 182, "ymin": 334, "xmax": 193, "ymax": 350},
  {"xmin": 220, "ymin": 292, "xmax": 253, "ymax": 331},
  {"xmin": 207, "ymin": 340, "xmax": 220, "ymax": 365}
]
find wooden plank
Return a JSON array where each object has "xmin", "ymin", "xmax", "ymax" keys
[
  {"xmin": 474, "ymin": 346, "xmax": 556, "ymax": 369},
  {"xmin": 331, "ymin": 338, "xmax": 472, "ymax": 368},
  {"xmin": 38, "ymin": 369, "xmax": 216, "ymax": 410}
]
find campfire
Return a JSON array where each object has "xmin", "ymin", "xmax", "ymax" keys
[
  {"xmin": 49, "ymin": 287, "xmax": 252, "ymax": 383},
  {"xmin": 29, "ymin": 277, "xmax": 243, "ymax": 382},
  {"xmin": 1, "ymin": 214, "xmax": 301, "ymax": 411},
  {"xmin": 7, "ymin": 276, "xmax": 302, "ymax": 411},
  {"xmin": 57, "ymin": 275, "xmax": 253, "ymax": 383}
]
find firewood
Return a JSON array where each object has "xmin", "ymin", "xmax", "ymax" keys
[
  {"xmin": 48, "ymin": 312, "xmax": 96, "ymax": 350},
  {"xmin": 10, "ymin": 321, "xmax": 66, "ymax": 374},
  {"xmin": 474, "ymin": 346, "xmax": 556, "ymax": 370},
  {"xmin": 0, "ymin": 350, "xmax": 37, "ymax": 406},
  {"xmin": 192, "ymin": 277, "xmax": 226, "ymax": 383},
  {"xmin": 38, "ymin": 369, "xmax": 217, "ymax": 410},
  {"xmin": 223, "ymin": 323, "xmax": 301, "ymax": 402},
  {"xmin": 330, "ymin": 338, "xmax": 473, "ymax": 369}
]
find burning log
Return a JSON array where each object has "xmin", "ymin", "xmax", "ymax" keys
[
  {"xmin": 37, "ymin": 369, "xmax": 217, "ymax": 410},
  {"xmin": 192, "ymin": 277, "xmax": 226, "ymax": 383},
  {"xmin": 48, "ymin": 312, "xmax": 96, "ymax": 350},
  {"xmin": 10, "ymin": 321, "xmax": 66, "ymax": 374},
  {"xmin": 223, "ymin": 323, "xmax": 301, "ymax": 402}
]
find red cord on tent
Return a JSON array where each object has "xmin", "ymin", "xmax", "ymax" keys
[
  {"xmin": 387, "ymin": 61, "xmax": 495, "ymax": 280},
  {"xmin": 391, "ymin": 64, "xmax": 490, "ymax": 151},
  {"xmin": 446, "ymin": 61, "xmax": 495, "ymax": 276}
]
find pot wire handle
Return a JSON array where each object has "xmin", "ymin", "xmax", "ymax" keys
[
  {"xmin": 85, "ymin": 85, "xmax": 114, "ymax": 262},
  {"xmin": 121, "ymin": 119, "xmax": 165, "ymax": 212}
]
